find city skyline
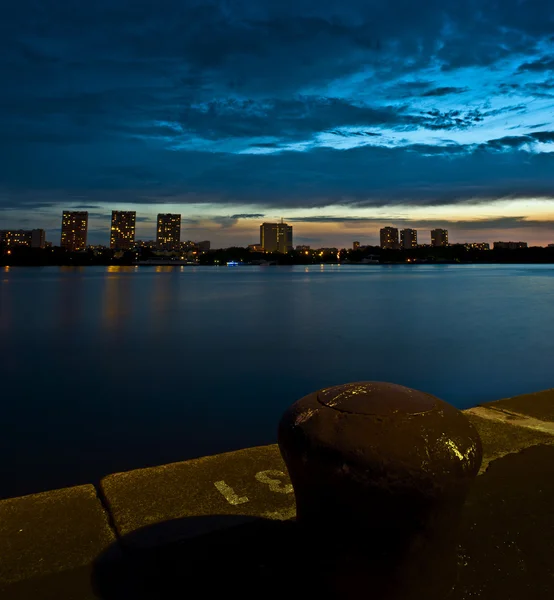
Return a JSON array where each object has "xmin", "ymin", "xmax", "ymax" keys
[
  {"xmin": 0, "ymin": 213, "xmax": 541, "ymax": 251},
  {"xmin": 1, "ymin": 1, "xmax": 554, "ymax": 247}
]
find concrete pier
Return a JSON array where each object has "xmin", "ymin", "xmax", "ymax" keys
[{"xmin": 1, "ymin": 388, "xmax": 554, "ymax": 599}]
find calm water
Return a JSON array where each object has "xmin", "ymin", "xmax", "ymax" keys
[{"xmin": 2, "ymin": 264, "xmax": 554, "ymax": 498}]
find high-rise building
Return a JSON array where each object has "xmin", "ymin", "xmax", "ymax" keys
[
  {"xmin": 431, "ymin": 229, "xmax": 449, "ymax": 247},
  {"xmin": 0, "ymin": 229, "xmax": 46, "ymax": 248},
  {"xmin": 400, "ymin": 229, "xmax": 417, "ymax": 249},
  {"xmin": 110, "ymin": 211, "xmax": 136, "ymax": 250},
  {"xmin": 260, "ymin": 220, "xmax": 293, "ymax": 253},
  {"xmin": 380, "ymin": 227, "xmax": 399, "ymax": 249},
  {"xmin": 353, "ymin": 241, "xmax": 360, "ymax": 250},
  {"xmin": 60, "ymin": 211, "xmax": 88, "ymax": 251},
  {"xmin": 197, "ymin": 240, "xmax": 211, "ymax": 253},
  {"xmin": 31, "ymin": 229, "xmax": 46, "ymax": 249},
  {"xmin": 156, "ymin": 213, "xmax": 181, "ymax": 250}
]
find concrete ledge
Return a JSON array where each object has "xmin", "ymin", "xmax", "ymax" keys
[
  {"xmin": 454, "ymin": 444, "xmax": 554, "ymax": 599},
  {"xmin": 465, "ymin": 388, "xmax": 554, "ymax": 472},
  {"xmin": 100, "ymin": 444, "xmax": 295, "ymax": 549},
  {"xmin": 484, "ymin": 388, "xmax": 554, "ymax": 421},
  {"xmin": 2, "ymin": 387, "xmax": 554, "ymax": 598},
  {"xmin": 0, "ymin": 485, "xmax": 117, "ymax": 585},
  {"xmin": 464, "ymin": 412, "xmax": 554, "ymax": 473}
]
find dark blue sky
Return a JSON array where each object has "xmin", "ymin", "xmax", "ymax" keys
[{"xmin": 1, "ymin": 0, "xmax": 553, "ymax": 246}]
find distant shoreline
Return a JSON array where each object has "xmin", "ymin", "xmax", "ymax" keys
[
  {"xmin": 4, "ymin": 261, "xmax": 554, "ymax": 268},
  {"xmin": 3, "ymin": 244, "xmax": 554, "ymax": 267}
]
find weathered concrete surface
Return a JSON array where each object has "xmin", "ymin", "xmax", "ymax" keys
[
  {"xmin": 484, "ymin": 388, "xmax": 554, "ymax": 422},
  {"xmin": 101, "ymin": 444, "xmax": 295, "ymax": 549},
  {"xmin": 465, "ymin": 412, "xmax": 554, "ymax": 472},
  {"xmin": 453, "ymin": 444, "xmax": 554, "ymax": 599},
  {"xmin": 0, "ymin": 566, "xmax": 99, "ymax": 600},
  {"xmin": 3, "ymin": 388, "xmax": 554, "ymax": 599},
  {"xmin": 91, "ymin": 445, "xmax": 554, "ymax": 600},
  {"xmin": 0, "ymin": 485, "xmax": 116, "ymax": 590}
]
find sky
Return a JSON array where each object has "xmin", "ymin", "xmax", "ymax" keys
[{"xmin": 1, "ymin": 0, "xmax": 553, "ymax": 248}]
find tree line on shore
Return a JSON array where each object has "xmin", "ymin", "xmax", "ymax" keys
[{"xmin": 3, "ymin": 243, "xmax": 554, "ymax": 266}]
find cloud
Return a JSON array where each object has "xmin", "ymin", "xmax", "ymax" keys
[
  {"xmin": 327, "ymin": 129, "xmax": 382, "ymax": 137},
  {"xmin": 1, "ymin": 0, "xmax": 554, "ymax": 235},
  {"xmin": 249, "ymin": 142, "xmax": 281, "ymax": 148},
  {"xmin": 421, "ymin": 86, "xmax": 469, "ymax": 97},
  {"xmin": 229, "ymin": 213, "xmax": 265, "ymax": 219},
  {"xmin": 441, "ymin": 217, "xmax": 554, "ymax": 231},
  {"xmin": 479, "ymin": 131, "xmax": 554, "ymax": 151},
  {"xmin": 71, "ymin": 204, "xmax": 103, "ymax": 210},
  {"xmin": 530, "ymin": 131, "xmax": 554, "ymax": 143},
  {"xmin": 288, "ymin": 215, "xmax": 554, "ymax": 232},
  {"xmin": 211, "ymin": 215, "xmax": 253, "ymax": 228},
  {"xmin": 288, "ymin": 216, "xmax": 381, "ymax": 223},
  {"xmin": 517, "ymin": 56, "xmax": 554, "ymax": 73},
  {"xmin": 1, "ymin": 135, "xmax": 553, "ymax": 213}
]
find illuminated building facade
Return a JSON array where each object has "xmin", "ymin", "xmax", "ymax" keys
[
  {"xmin": 464, "ymin": 243, "xmax": 490, "ymax": 251},
  {"xmin": 493, "ymin": 241, "xmax": 527, "ymax": 250},
  {"xmin": 400, "ymin": 229, "xmax": 418, "ymax": 249},
  {"xmin": 156, "ymin": 213, "xmax": 181, "ymax": 250},
  {"xmin": 136, "ymin": 240, "xmax": 157, "ymax": 249},
  {"xmin": 110, "ymin": 211, "xmax": 136, "ymax": 250},
  {"xmin": 380, "ymin": 227, "xmax": 399, "ymax": 249},
  {"xmin": 0, "ymin": 229, "xmax": 46, "ymax": 248},
  {"xmin": 431, "ymin": 229, "xmax": 449, "ymax": 247},
  {"xmin": 260, "ymin": 221, "xmax": 293, "ymax": 253},
  {"xmin": 60, "ymin": 211, "xmax": 88, "ymax": 251}
]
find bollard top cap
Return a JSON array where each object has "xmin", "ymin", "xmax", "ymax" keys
[{"xmin": 317, "ymin": 382, "xmax": 437, "ymax": 416}]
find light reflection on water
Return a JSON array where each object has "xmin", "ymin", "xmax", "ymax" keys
[{"xmin": 1, "ymin": 263, "xmax": 554, "ymax": 498}]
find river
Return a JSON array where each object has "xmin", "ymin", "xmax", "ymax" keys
[{"xmin": 1, "ymin": 264, "xmax": 553, "ymax": 497}]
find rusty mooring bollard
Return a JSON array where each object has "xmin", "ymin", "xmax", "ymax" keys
[{"xmin": 278, "ymin": 382, "xmax": 482, "ymax": 600}]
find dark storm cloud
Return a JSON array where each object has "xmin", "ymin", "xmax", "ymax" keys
[
  {"xmin": 289, "ymin": 216, "xmax": 376, "ymax": 223},
  {"xmin": 249, "ymin": 142, "xmax": 282, "ymax": 148},
  {"xmin": 530, "ymin": 131, "xmax": 554, "ymax": 142},
  {"xmin": 175, "ymin": 97, "xmax": 402, "ymax": 142},
  {"xmin": 521, "ymin": 80, "xmax": 554, "ymax": 99},
  {"xmin": 211, "ymin": 215, "xmax": 250, "ymax": 228},
  {"xmin": 383, "ymin": 80, "xmax": 434, "ymax": 99},
  {"xmin": 322, "ymin": 105, "xmax": 521, "ymax": 138},
  {"xmin": 84, "ymin": 212, "xmax": 115, "ymax": 220},
  {"xmin": 1, "ymin": 0, "xmax": 554, "ymax": 218},
  {"xmin": 517, "ymin": 56, "xmax": 554, "ymax": 73},
  {"xmin": 442, "ymin": 217, "xmax": 554, "ymax": 230},
  {"xmin": 230, "ymin": 213, "xmax": 265, "ymax": 219},
  {"xmin": 288, "ymin": 215, "xmax": 554, "ymax": 231},
  {"xmin": 1, "ymin": 136, "xmax": 553, "ymax": 212},
  {"xmin": 421, "ymin": 87, "xmax": 470, "ymax": 97},
  {"xmin": 326, "ymin": 129, "xmax": 382, "ymax": 137},
  {"xmin": 480, "ymin": 131, "xmax": 554, "ymax": 151}
]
